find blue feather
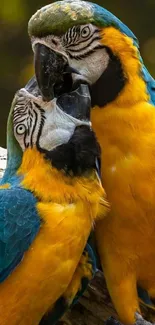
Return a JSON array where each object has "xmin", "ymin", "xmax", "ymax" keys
[
  {"xmin": 141, "ymin": 65, "xmax": 155, "ymax": 105},
  {"xmin": 0, "ymin": 178, "xmax": 40, "ymax": 282},
  {"xmin": 91, "ymin": 2, "xmax": 138, "ymax": 46}
]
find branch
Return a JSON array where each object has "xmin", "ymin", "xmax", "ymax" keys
[
  {"xmin": 0, "ymin": 147, "xmax": 155, "ymax": 325},
  {"xmin": 57, "ymin": 271, "xmax": 155, "ymax": 325}
]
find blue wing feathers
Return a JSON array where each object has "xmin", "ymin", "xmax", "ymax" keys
[
  {"xmin": 0, "ymin": 186, "xmax": 41, "ymax": 282},
  {"xmin": 0, "ymin": 254, "xmax": 23, "ymax": 282},
  {"xmin": 142, "ymin": 65, "xmax": 155, "ymax": 105}
]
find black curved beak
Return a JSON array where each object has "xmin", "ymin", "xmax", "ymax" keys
[
  {"xmin": 34, "ymin": 43, "xmax": 80, "ymax": 101},
  {"xmin": 57, "ymin": 83, "xmax": 91, "ymax": 120}
]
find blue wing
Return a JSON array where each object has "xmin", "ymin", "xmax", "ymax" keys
[
  {"xmin": 142, "ymin": 65, "xmax": 155, "ymax": 105},
  {"xmin": 0, "ymin": 186, "xmax": 41, "ymax": 282}
]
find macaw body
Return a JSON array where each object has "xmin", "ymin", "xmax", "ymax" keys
[
  {"xmin": 92, "ymin": 82, "xmax": 155, "ymax": 324},
  {"xmin": 0, "ymin": 81, "xmax": 108, "ymax": 325},
  {"xmin": 27, "ymin": 1, "xmax": 155, "ymax": 324},
  {"xmin": 91, "ymin": 27, "xmax": 155, "ymax": 324},
  {"xmin": 0, "ymin": 149, "xmax": 99, "ymax": 325}
]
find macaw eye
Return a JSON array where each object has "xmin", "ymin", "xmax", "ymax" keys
[
  {"xmin": 15, "ymin": 124, "xmax": 26, "ymax": 135},
  {"xmin": 81, "ymin": 26, "xmax": 91, "ymax": 38}
]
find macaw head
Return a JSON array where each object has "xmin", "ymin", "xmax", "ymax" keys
[
  {"xmin": 28, "ymin": 0, "xmax": 154, "ymax": 108},
  {"xmin": 3, "ymin": 74, "xmax": 100, "ymax": 182}
]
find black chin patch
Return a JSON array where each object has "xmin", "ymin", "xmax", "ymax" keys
[
  {"xmin": 90, "ymin": 47, "xmax": 126, "ymax": 107},
  {"xmin": 38, "ymin": 126, "xmax": 100, "ymax": 176}
]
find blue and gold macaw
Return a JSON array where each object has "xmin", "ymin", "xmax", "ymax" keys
[
  {"xmin": 28, "ymin": 1, "xmax": 155, "ymax": 324},
  {"xmin": 0, "ymin": 76, "xmax": 108, "ymax": 325}
]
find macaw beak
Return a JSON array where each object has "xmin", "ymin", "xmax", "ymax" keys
[
  {"xmin": 34, "ymin": 43, "xmax": 80, "ymax": 101},
  {"xmin": 57, "ymin": 83, "xmax": 91, "ymax": 121}
]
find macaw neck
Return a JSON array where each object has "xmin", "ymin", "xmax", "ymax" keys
[
  {"xmin": 91, "ymin": 65, "xmax": 149, "ymax": 114},
  {"xmin": 90, "ymin": 47, "xmax": 149, "ymax": 108},
  {"xmin": 98, "ymin": 27, "xmax": 149, "ymax": 107},
  {"xmin": 91, "ymin": 100, "xmax": 155, "ymax": 173},
  {"xmin": 1, "ymin": 117, "xmax": 22, "ymax": 184},
  {"xmin": 90, "ymin": 47, "xmax": 126, "ymax": 108},
  {"xmin": 114, "ymin": 68, "xmax": 149, "ymax": 107},
  {"xmin": 17, "ymin": 147, "xmax": 75, "ymax": 203},
  {"xmin": 37, "ymin": 125, "xmax": 100, "ymax": 176},
  {"xmin": 17, "ymin": 147, "xmax": 102, "ymax": 207}
]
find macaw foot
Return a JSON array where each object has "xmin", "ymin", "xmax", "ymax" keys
[
  {"xmin": 134, "ymin": 312, "xmax": 155, "ymax": 325},
  {"xmin": 105, "ymin": 313, "xmax": 155, "ymax": 325}
]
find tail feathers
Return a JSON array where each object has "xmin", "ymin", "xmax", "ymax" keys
[{"xmin": 138, "ymin": 286, "xmax": 155, "ymax": 312}]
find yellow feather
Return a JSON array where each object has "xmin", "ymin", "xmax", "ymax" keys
[{"xmin": 0, "ymin": 183, "xmax": 10, "ymax": 189}]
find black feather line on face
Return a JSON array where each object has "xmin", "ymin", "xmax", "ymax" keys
[
  {"xmin": 66, "ymin": 36, "xmax": 102, "ymax": 54},
  {"xmin": 65, "ymin": 32, "xmax": 100, "ymax": 49},
  {"xmin": 37, "ymin": 125, "xmax": 101, "ymax": 176},
  {"xmin": 67, "ymin": 44, "xmax": 104, "ymax": 60}
]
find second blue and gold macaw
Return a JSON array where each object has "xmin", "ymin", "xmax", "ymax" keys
[
  {"xmin": 28, "ymin": 1, "xmax": 155, "ymax": 324},
  {"xmin": 0, "ymin": 77, "xmax": 108, "ymax": 324}
]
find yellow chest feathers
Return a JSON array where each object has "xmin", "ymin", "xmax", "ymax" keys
[
  {"xmin": 91, "ymin": 102, "xmax": 155, "ymax": 213},
  {"xmin": 17, "ymin": 148, "xmax": 108, "ymax": 222}
]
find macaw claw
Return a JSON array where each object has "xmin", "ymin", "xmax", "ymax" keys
[
  {"xmin": 105, "ymin": 313, "xmax": 155, "ymax": 325},
  {"xmin": 134, "ymin": 312, "xmax": 154, "ymax": 325}
]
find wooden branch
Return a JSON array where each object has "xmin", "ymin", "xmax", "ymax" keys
[
  {"xmin": 58, "ymin": 270, "xmax": 118, "ymax": 325},
  {"xmin": 0, "ymin": 147, "xmax": 155, "ymax": 325},
  {"xmin": 58, "ymin": 271, "xmax": 155, "ymax": 325}
]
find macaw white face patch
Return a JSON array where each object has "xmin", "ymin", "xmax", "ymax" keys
[
  {"xmin": 13, "ymin": 89, "xmax": 90, "ymax": 152},
  {"xmin": 68, "ymin": 48, "xmax": 109, "ymax": 85},
  {"xmin": 31, "ymin": 23, "xmax": 110, "ymax": 86}
]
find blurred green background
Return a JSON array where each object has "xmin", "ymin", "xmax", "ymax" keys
[{"xmin": 1, "ymin": 0, "xmax": 155, "ymax": 147}]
